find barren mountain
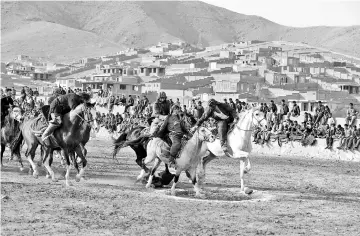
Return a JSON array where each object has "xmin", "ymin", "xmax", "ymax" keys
[{"xmin": 1, "ymin": 1, "xmax": 360, "ymax": 62}]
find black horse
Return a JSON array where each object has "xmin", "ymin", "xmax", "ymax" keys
[{"xmin": 1, "ymin": 106, "xmax": 25, "ymax": 170}]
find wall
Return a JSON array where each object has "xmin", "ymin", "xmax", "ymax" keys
[{"xmin": 252, "ymin": 139, "xmax": 360, "ymax": 162}]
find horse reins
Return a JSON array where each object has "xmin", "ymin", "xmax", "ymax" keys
[{"xmin": 237, "ymin": 112, "xmax": 265, "ymax": 132}]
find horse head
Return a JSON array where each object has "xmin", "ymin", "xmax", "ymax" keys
[
  {"xmin": 196, "ymin": 126, "xmax": 216, "ymax": 143},
  {"xmin": 74, "ymin": 103, "xmax": 100, "ymax": 133},
  {"xmin": 235, "ymin": 106, "xmax": 267, "ymax": 130},
  {"xmin": 10, "ymin": 106, "xmax": 24, "ymax": 122},
  {"xmin": 149, "ymin": 118, "xmax": 164, "ymax": 135}
]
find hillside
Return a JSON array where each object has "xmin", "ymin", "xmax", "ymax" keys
[{"xmin": 1, "ymin": 1, "xmax": 360, "ymax": 62}]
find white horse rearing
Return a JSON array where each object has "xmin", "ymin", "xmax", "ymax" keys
[{"xmin": 201, "ymin": 106, "xmax": 267, "ymax": 193}]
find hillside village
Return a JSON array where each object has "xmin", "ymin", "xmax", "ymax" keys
[{"xmin": 1, "ymin": 40, "xmax": 360, "ymax": 117}]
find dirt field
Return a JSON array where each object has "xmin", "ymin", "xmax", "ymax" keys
[{"xmin": 1, "ymin": 139, "xmax": 360, "ymax": 236}]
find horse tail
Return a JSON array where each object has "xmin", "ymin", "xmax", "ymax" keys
[
  {"xmin": 112, "ymin": 132, "xmax": 128, "ymax": 158},
  {"xmin": 11, "ymin": 128, "xmax": 23, "ymax": 157}
]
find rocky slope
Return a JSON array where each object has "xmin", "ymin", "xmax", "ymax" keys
[{"xmin": 1, "ymin": 1, "xmax": 359, "ymax": 62}]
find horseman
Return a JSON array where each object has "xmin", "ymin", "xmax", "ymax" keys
[
  {"xmin": 190, "ymin": 98, "xmax": 237, "ymax": 155},
  {"xmin": 121, "ymin": 91, "xmax": 171, "ymax": 146},
  {"xmin": 48, "ymin": 88, "xmax": 63, "ymax": 105},
  {"xmin": 156, "ymin": 104, "xmax": 192, "ymax": 165},
  {"xmin": 153, "ymin": 92, "xmax": 171, "ymax": 121},
  {"xmin": 1, "ymin": 88, "xmax": 14, "ymax": 128},
  {"xmin": 41, "ymin": 92, "xmax": 91, "ymax": 142}
]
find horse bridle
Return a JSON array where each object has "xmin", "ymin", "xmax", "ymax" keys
[
  {"xmin": 76, "ymin": 105, "xmax": 96, "ymax": 127},
  {"xmin": 237, "ymin": 111, "xmax": 265, "ymax": 132}
]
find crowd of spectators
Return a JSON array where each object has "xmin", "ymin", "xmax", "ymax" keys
[{"xmin": 1, "ymin": 85, "xmax": 359, "ymax": 150}]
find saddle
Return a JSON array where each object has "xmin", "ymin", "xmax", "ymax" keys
[
  {"xmin": 157, "ymin": 133, "xmax": 189, "ymax": 160},
  {"xmin": 30, "ymin": 115, "xmax": 60, "ymax": 147}
]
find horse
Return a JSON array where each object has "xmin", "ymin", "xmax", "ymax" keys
[
  {"xmin": 1, "ymin": 106, "xmax": 25, "ymax": 170},
  {"xmin": 12, "ymin": 103, "xmax": 99, "ymax": 186},
  {"xmin": 112, "ymin": 117, "xmax": 165, "ymax": 175},
  {"xmin": 142, "ymin": 127, "xmax": 216, "ymax": 197},
  {"xmin": 199, "ymin": 106, "xmax": 267, "ymax": 193}
]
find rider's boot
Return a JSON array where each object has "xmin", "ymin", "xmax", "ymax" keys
[
  {"xmin": 41, "ymin": 123, "xmax": 60, "ymax": 142},
  {"xmin": 220, "ymin": 140, "xmax": 231, "ymax": 157}
]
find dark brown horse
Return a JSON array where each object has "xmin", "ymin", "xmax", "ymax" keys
[
  {"xmin": 1, "ymin": 106, "xmax": 25, "ymax": 170},
  {"xmin": 13, "ymin": 103, "xmax": 99, "ymax": 186}
]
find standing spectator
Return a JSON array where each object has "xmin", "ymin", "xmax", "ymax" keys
[
  {"xmin": 142, "ymin": 95, "xmax": 149, "ymax": 107},
  {"xmin": 120, "ymin": 95, "xmax": 126, "ymax": 105},
  {"xmin": 193, "ymin": 101, "xmax": 204, "ymax": 120},
  {"xmin": 235, "ymin": 99, "xmax": 242, "ymax": 113},
  {"xmin": 325, "ymin": 123, "xmax": 336, "ymax": 149},
  {"xmin": 190, "ymin": 99, "xmax": 197, "ymax": 111},
  {"xmin": 229, "ymin": 98, "xmax": 236, "ymax": 110},
  {"xmin": 352, "ymin": 127, "xmax": 360, "ymax": 150},
  {"xmin": 98, "ymin": 87, "xmax": 104, "ymax": 97},
  {"xmin": 125, "ymin": 95, "xmax": 134, "ymax": 113},
  {"xmin": 345, "ymin": 103, "xmax": 358, "ymax": 126},
  {"xmin": 287, "ymin": 101, "xmax": 300, "ymax": 119},
  {"xmin": 313, "ymin": 101, "xmax": 325, "ymax": 126},
  {"xmin": 175, "ymin": 98, "xmax": 181, "ymax": 107},
  {"xmin": 277, "ymin": 99, "xmax": 289, "ymax": 121},
  {"xmin": 108, "ymin": 95, "xmax": 115, "ymax": 112},
  {"xmin": 269, "ymin": 100, "xmax": 277, "ymax": 114},
  {"xmin": 11, "ymin": 87, "xmax": 16, "ymax": 97},
  {"xmin": 223, "ymin": 98, "xmax": 228, "ymax": 105}
]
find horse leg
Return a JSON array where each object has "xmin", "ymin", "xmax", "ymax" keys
[
  {"xmin": 37, "ymin": 146, "xmax": 44, "ymax": 167},
  {"xmin": 63, "ymin": 150, "xmax": 72, "ymax": 187},
  {"xmin": 170, "ymin": 168, "xmax": 182, "ymax": 196},
  {"xmin": 197, "ymin": 152, "xmax": 217, "ymax": 185},
  {"xmin": 43, "ymin": 148, "xmax": 57, "ymax": 182},
  {"xmin": 188, "ymin": 167, "xmax": 204, "ymax": 198},
  {"xmin": 137, "ymin": 149, "xmax": 155, "ymax": 182},
  {"xmin": 244, "ymin": 157, "xmax": 251, "ymax": 174},
  {"xmin": 1, "ymin": 143, "xmax": 5, "ymax": 167},
  {"xmin": 146, "ymin": 158, "xmax": 161, "ymax": 188},
  {"xmin": 74, "ymin": 146, "xmax": 87, "ymax": 182},
  {"xmin": 27, "ymin": 144, "xmax": 39, "ymax": 178},
  {"xmin": 13, "ymin": 149, "xmax": 24, "ymax": 172},
  {"xmin": 239, "ymin": 158, "xmax": 246, "ymax": 192}
]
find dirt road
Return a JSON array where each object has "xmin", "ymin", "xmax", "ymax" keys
[{"xmin": 1, "ymin": 139, "xmax": 360, "ymax": 235}]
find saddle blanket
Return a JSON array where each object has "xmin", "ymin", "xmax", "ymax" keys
[{"xmin": 30, "ymin": 116, "xmax": 60, "ymax": 147}]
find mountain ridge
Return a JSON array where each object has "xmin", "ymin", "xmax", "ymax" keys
[{"xmin": 1, "ymin": 1, "xmax": 359, "ymax": 62}]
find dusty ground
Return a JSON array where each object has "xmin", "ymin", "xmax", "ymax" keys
[{"xmin": 1, "ymin": 139, "xmax": 360, "ymax": 236}]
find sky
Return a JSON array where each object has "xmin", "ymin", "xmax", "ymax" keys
[{"xmin": 202, "ymin": 0, "xmax": 360, "ymax": 27}]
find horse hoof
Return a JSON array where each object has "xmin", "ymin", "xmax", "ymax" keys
[
  {"xmin": 33, "ymin": 172, "xmax": 39, "ymax": 179},
  {"xmin": 75, "ymin": 175, "xmax": 81, "ymax": 182},
  {"xmin": 19, "ymin": 167, "xmax": 24, "ymax": 172},
  {"xmin": 80, "ymin": 177, "xmax": 87, "ymax": 181},
  {"xmin": 145, "ymin": 183, "xmax": 152, "ymax": 188},
  {"xmin": 244, "ymin": 187, "xmax": 253, "ymax": 195},
  {"xmin": 46, "ymin": 174, "xmax": 51, "ymax": 179},
  {"xmin": 52, "ymin": 178, "xmax": 58, "ymax": 182},
  {"xmin": 66, "ymin": 181, "xmax": 73, "ymax": 187},
  {"xmin": 28, "ymin": 170, "xmax": 33, "ymax": 175}
]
